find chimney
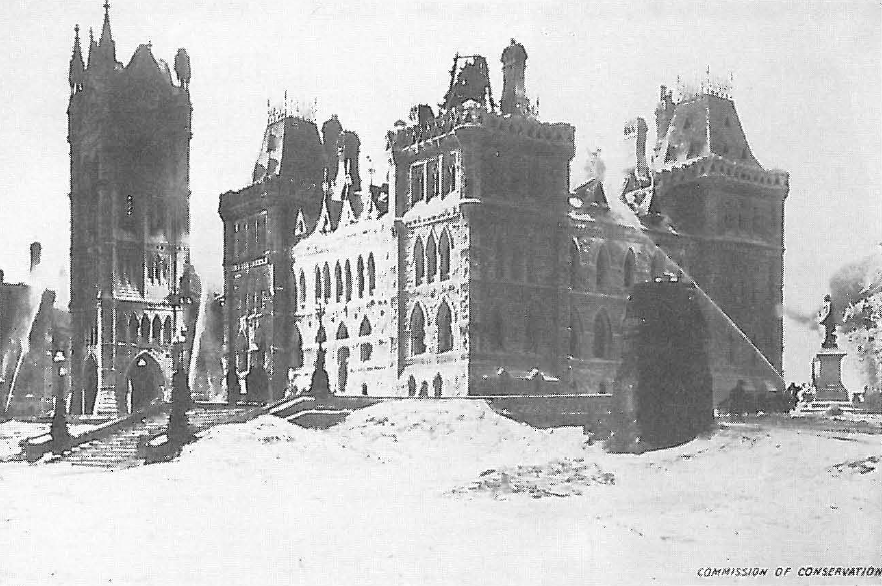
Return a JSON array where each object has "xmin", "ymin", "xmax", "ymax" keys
[
  {"xmin": 321, "ymin": 115, "xmax": 343, "ymax": 183},
  {"xmin": 29, "ymin": 242, "xmax": 42, "ymax": 273},
  {"xmin": 623, "ymin": 117, "xmax": 649, "ymax": 176},
  {"xmin": 500, "ymin": 39, "xmax": 528, "ymax": 116},
  {"xmin": 654, "ymin": 85, "xmax": 675, "ymax": 140}
]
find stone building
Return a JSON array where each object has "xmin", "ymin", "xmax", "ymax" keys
[
  {"xmin": 220, "ymin": 39, "xmax": 787, "ymax": 403},
  {"xmin": 0, "ymin": 244, "xmax": 71, "ymax": 417},
  {"xmin": 66, "ymin": 5, "xmax": 197, "ymax": 416}
]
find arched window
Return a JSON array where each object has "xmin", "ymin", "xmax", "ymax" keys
[
  {"xmin": 414, "ymin": 238, "xmax": 425, "ymax": 286},
  {"xmin": 163, "ymin": 317, "xmax": 172, "ymax": 346},
  {"xmin": 410, "ymin": 304, "xmax": 426, "ymax": 355},
  {"xmin": 299, "ymin": 270, "xmax": 306, "ymax": 304},
  {"xmin": 322, "ymin": 263, "xmax": 331, "ymax": 301},
  {"xmin": 128, "ymin": 315, "xmax": 139, "ymax": 342},
  {"xmin": 359, "ymin": 317, "xmax": 372, "ymax": 361},
  {"xmin": 623, "ymin": 249, "xmax": 636, "ymax": 288},
  {"xmin": 316, "ymin": 325, "xmax": 327, "ymax": 345},
  {"xmin": 368, "ymin": 254, "xmax": 376, "ymax": 295},
  {"xmin": 569, "ymin": 308, "xmax": 582, "ymax": 358},
  {"xmin": 335, "ymin": 262, "xmax": 343, "ymax": 303},
  {"xmin": 344, "ymin": 260, "xmax": 352, "ymax": 301},
  {"xmin": 489, "ymin": 310, "xmax": 504, "ymax": 350},
  {"xmin": 336, "ymin": 322, "xmax": 349, "ymax": 340},
  {"xmin": 437, "ymin": 301, "xmax": 453, "ymax": 353},
  {"xmin": 357, "ymin": 256, "xmax": 365, "ymax": 298},
  {"xmin": 407, "ymin": 375, "xmax": 417, "ymax": 397},
  {"xmin": 314, "ymin": 266, "xmax": 322, "ymax": 301},
  {"xmin": 593, "ymin": 311, "xmax": 612, "ymax": 359},
  {"xmin": 433, "ymin": 373, "xmax": 442, "ymax": 397},
  {"xmin": 596, "ymin": 245, "xmax": 611, "ymax": 291},
  {"xmin": 439, "ymin": 229, "xmax": 451, "ymax": 281},
  {"xmin": 569, "ymin": 239, "xmax": 581, "ymax": 289},
  {"xmin": 426, "ymin": 235, "xmax": 437, "ymax": 283},
  {"xmin": 140, "ymin": 315, "xmax": 150, "ymax": 344}
]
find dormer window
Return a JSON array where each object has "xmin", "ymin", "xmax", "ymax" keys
[
  {"xmin": 683, "ymin": 117, "xmax": 692, "ymax": 130},
  {"xmin": 741, "ymin": 147, "xmax": 748, "ymax": 160},
  {"xmin": 724, "ymin": 117, "xmax": 731, "ymax": 128},
  {"xmin": 664, "ymin": 146, "xmax": 676, "ymax": 163}
]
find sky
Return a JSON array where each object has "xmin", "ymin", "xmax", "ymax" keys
[{"xmin": 0, "ymin": 0, "xmax": 879, "ymax": 381}]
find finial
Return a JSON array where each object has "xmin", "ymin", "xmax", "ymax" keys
[
  {"xmin": 89, "ymin": 26, "xmax": 94, "ymax": 43},
  {"xmin": 74, "ymin": 24, "xmax": 80, "ymax": 36},
  {"xmin": 104, "ymin": 0, "xmax": 111, "ymax": 16}
]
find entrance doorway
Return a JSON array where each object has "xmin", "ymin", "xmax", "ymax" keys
[{"xmin": 124, "ymin": 353, "xmax": 165, "ymax": 414}]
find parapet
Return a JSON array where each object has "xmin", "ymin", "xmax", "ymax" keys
[{"xmin": 387, "ymin": 103, "xmax": 574, "ymax": 153}]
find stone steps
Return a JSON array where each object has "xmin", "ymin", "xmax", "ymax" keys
[{"xmin": 62, "ymin": 406, "xmax": 254, "ymax": 469}]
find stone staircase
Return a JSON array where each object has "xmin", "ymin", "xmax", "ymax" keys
[
  {"xmin": 269, "ymin": 395, "xmax": 383, "ymax": 429},
  {"xmin": 56, "ymin": 405, "xmax": 254, "ymax": 469}
]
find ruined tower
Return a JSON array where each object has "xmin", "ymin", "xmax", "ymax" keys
[
  {"xmin": 67, "ymin": 3, "xmax": 194, "ymax": 416},
  {"xmin": 649, "ymin": 78, "xmax": 788, "ymax": 382}
]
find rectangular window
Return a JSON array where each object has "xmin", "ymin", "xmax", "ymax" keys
[{"xmin": 410, "ymin": 163, "xmax": 425, "ymax": 205}]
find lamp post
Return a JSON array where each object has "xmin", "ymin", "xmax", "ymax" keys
[{"xmin": 50, "ymin": 348, "xmax": 70, "ymax": 451}]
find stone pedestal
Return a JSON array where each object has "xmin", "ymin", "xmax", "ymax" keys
[{"xmin": 812, "ymin": 348, "xmax": 849, "ymax": 401}]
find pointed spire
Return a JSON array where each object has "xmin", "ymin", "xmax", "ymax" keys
[
  {"xmin": 87, "ymin": 26, "xmax": 98, "ymax": 68},
  {"xmin": 100, "ymin": 1, "xmax": 113, "ymax": 43},
  {"xmin": 98, "ymin": 0, "xmax": 116, "ymax": 65},
  {"xmin": 69, "ymin": 24, "xmax": 85, "ymax": 93}
]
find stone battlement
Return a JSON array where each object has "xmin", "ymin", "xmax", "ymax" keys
[{"xmin": 387, "ymin": 104, "xmax": 574, "ymax": 152}]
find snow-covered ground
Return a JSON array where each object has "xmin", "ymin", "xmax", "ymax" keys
[
  {"xmin": 0, "ymin": 420, "xmax": 103, "ymax": 460},
  {"xmin": 1, "ymin": 400, "xmax": 879, "ymax": 585}
]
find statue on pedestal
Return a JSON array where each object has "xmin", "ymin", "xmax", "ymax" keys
[{"xmin": 818, "ymin": 294, "xmax": 837, "ymax": 349}]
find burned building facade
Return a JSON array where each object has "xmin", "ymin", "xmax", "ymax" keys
[
  {"xmin": 220, "ymin": 40, "xmax": 787, "ymax": 403},
  {"xmin": 66, "ymin": 5, "xmax": 196, "ymax": 417}
]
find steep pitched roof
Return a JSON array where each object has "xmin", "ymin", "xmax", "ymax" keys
[{"xmin": 654, "ymin": 94, "xmax": 762, "ymax": 170}]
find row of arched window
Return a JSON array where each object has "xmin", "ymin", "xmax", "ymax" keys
[
  {"xmin": 115, "ymin": 313, "xmax": 174, "ymax": 346},
  {"xmin": 413, "ymin": 229, "xmax": 452, "ymax": 285},
  {"xmin": 476, "ymin": 306, "xmax": 614, "ymax": 360},
  {"xmin": 295, "ymin": 253, "xmax": 377, "ymax": 305},
  {"xmin": 569, "ymin": 242, "xmax": 670, "ymax": 291},
  {"xmin": 406, "ymin": 373, "xmax": 444, "ymax": 397},
  {"xmin": 408, "ymin": 300, "xmax": 454, "ymax": 356},
  {"xmin": 485, "ymin": 234, "xmax": 539, "ymax": 283}
]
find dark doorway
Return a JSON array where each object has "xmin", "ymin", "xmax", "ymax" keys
[
  {"xmin": 337, "ymin": 347, "xmax": 350, "ymax": 394},
  {"xmin": 124, "ymin": 353, "xmax": 165, "ymax": 413},
  {"xmin": 82, "ymin": 356, "xmax": 99, "ymax": 415}
]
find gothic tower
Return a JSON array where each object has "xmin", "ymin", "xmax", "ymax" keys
[
  {"xmin": 650, "ymin": 81, "xmax": 788, "ymax": 383},
  {"xmin": 67, "ymin": 3, "xmax": 194, "ymax": 416}
]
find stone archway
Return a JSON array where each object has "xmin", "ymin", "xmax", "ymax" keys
[{"xmin": 122, "ymin": 352, "xmax": 165, "ymax": 414}]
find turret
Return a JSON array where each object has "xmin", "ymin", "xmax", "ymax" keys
[
  {"xmin": 68, "ymin": 25, "xmax": 85, "ymax": 94},
  {"xmin": 500, "ymin": 39, "xmax": 529, "ymax": 116}
]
